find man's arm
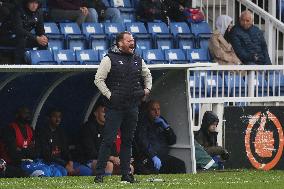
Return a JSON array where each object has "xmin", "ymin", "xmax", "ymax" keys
[
  {"xmin": 141, "ymin": 59, "xmax": 152, "ymax": 91},
  {"xmin": 94, "ymin": 56, "xmax": 111, "ymax": 99}
]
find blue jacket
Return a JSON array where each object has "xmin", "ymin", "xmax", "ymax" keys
[
  {"xmin": 137, "ymin": 115, "xmax": 176, "ymax": 159},
  {"xmin": 229, "ymin": 24, "xmax": 271, "ymax": 65}
]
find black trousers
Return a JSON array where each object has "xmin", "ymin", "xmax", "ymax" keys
[{"xmin": 95, "ymin": 107, "xmax": 139, "ymax": 175}]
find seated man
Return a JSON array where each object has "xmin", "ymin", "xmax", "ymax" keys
[
  {"xmin": 0, "ymin": 127, "xmax": 28, "ymax": 178},
  {"xmin": 80, "ymin": 102, "xmax": 133, "ymax": 175},
  {"xmin": 0, "ymin": 0, "xmax": 48, "ymax": 64},
  {"xmin": 195, "ymin": 111, "xmax": 229, "ymax": 169},
  {"xmin": 48, "ymin": 0, "xmax": 121, "ymax": 24},
  {"xmin": 35, "ymin": 108, "xmax": 92, "ymax": 176},
  {"xmin": 136, "ymin": 100, "xmax": 186, "ymax": 174},
  {"xmin": 229, "ymin": 10, "xmax": 271, "ymax": 65},
  {"xmin": 3, "ymin": 107, "xmax": 50, "ymax": 176}
]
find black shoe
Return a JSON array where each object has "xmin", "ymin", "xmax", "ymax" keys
[
  {"xmin": 94, "ymin": 175, "xmax": 104, "ymax": 183},
  {"xmin": 121, "ymin": 174, "xmax": 138, "ymax": 183}
]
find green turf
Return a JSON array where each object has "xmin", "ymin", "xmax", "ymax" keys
[{"xmin": 0, "ymin": 170, "xmax": 284, "ymax": 189}]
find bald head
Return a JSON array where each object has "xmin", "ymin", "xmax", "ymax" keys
[{"xmin": 240, "ymin": 10, "xmax": 253, "ymax": 30}]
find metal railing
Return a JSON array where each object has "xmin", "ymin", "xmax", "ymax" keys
[
  {"xmin": 192, "ymin": 0, "xmax": 284, "ymax": 65},
  {"xmin": 187, "ymin": 65, "xmax": 284, "ymax": 146}
]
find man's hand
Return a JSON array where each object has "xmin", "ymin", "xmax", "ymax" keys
[
  {"xmin": 154, "ymin": 117, "xmax": 169, "ymax": 129},
  {"xmin": 65, "ymin": 161, "xmax": 76, "ymax": 176},
  {"xmin": 109, "ymin": 156, "xmax": 120, "ymax": 165},
  {"xmin": 151, "ymin": 156, "xmax": 162, "ymax": 170},
  {"xmin": 80, "ymin": 7, "xmax": 89, "ymax": 16},
  {"xmin": 36, "ymin": 35, "xmax": 48, "ymax": 46}
]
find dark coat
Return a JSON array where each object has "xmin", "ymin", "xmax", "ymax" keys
[
  {"xmin": 35, "ymin": 125, "xmax": 71, "ymax": 166},
  {"xmin": 229, "ymin": 24, "xmax": 271, "ymax": 65},
  {"xmin": 105, "ymin": 45, "xmax": 144, "ymax": 110},
  {"xmin": 195, "ymin": 111, "xmax": 225, "ymax": 156},
  {"xmin": 137, "ymin": 115, "xmax": 176, "ymax": 159},
  {"xmin": 0, "ymin": 1, "xmax": 45, "ymax": 41},
  {"xmin": 80, "ymin": 118, "xmax": 118, "ymax": 162}
]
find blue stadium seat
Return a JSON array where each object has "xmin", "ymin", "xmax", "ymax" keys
[
  {"xmin": 186, "ymin": 49, "xmax": 210, "ymax": 63},
  {"xmin": 59, "ymin": 23, "xmax": 87, "ymax": 51},
  {"xmin": 188, "ymin": 75, "xmax": 205, "ymax": 98},
  {"xmin": 125, "ymin": 22, "xmax": 152, "ymax": 51},
  {"xmin": 147, "ymin": 22, "xmax": 174, "ymax": 49},
  {"xmin": 268, "ymin": 72, "xmax": 284, "ymax": 96},
  {"xmin": 109, "ymin": 0, "xmax": 135, "ymax": 22},
  {"xmin": 29, "ymin": 50, "xmax": 56, "ymax": 65},
  {"xmin": 125, "ymin": 22, "xmax": 147, "ymax": 34},
  {"xmin": 98, "ymin": 50, "xmax": 108, "ymax": 61},
  {"xmin": 44, "ymin": 23, "xmax": 65, "ymax": 50},
  {"xmin": 81, "ymin": 23, "xmax": 104, "ymax": 38},
  {"xmin": 53, "ymin": 49, "xmax": 79, "ymax": 65},
  {"xmin": 198, "ymin": 33, "xmax": 211, "ymax": 49},
  {"xmin": 253, "ymin": 72, "xmax": 269, "ymax": 97},
  {"xmin": 59, "ymin": 22, "xmax": 82, "ymax": 37},
  {"xmin": 44, "ymin": 22, "xmax": 61, "ymax": 35},
  {"xmin": 169, "ymin": 22, "xmax": 195, "ymax": 49},
  {"xmin": 142, "ymin": 49, "xmax": 166, "ymax": 64},
  {"xmin": 104, "ymin": 23, "xmax": 125, "ymax": 35},
  {"xmin": 191, "ymin": 22, "xmax": 212, "ymax": 49},
  {"xmin": 76, "ymin": 49, "xmax": 99, "ymax": 65},
  {"xmin": 164, "ymin": 49, "xmax": 188, "ymax": 64},
  {"xmin": 204, "ymin": 74, "xmax": 223, "ymax": 97},
  {"xmin": 82, "ymin": 23, "xmax": 109, "ymax": 50},
  {"xmin": 104, "ymin": 23, "xmax": 125, "ymax": 44},
  {"xmin": 224, "ymin": 73, "xmax": 246, "ymax": 97},
  {"xmin": 169, "ymin": 22, "xmax": 191, "ymax": 36},
  {"xmin": 190, "ymin": 21, "xmax": 212, "ymax": 36}
]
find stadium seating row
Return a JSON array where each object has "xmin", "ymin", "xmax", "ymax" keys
[
  {"xmin": 27, "ymin": 48, "xmax": 211, "ymax": 65},
  {"xmin": 44, "ymin": 21, "xmax": 212, "ymax": 52}
]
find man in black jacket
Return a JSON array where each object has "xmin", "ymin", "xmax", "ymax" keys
[
  {"xmin": 35, "ymin": 108, "xmax": 92, "ymax": 176},
  {"xmin": 136, "ymin": 100, "xmax": 186, "ymax": 174},
  {"xmin": 195, "ymin": 111, "xmax": 229, "ymax": 166},
  {"xmin": 0, "ymin": 0, "xmax": 48, "ymax": 64},
  {"xmin": 80, "ymin": 103, "xmax": 119, "ymax": 175},
  {"xmin": 94, "ymin": 31, "xmax": 152, "ymax": 183}
]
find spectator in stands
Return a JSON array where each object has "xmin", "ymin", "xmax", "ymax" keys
[
  {"xmin": 229, "ymin": 10, "xmax": 272, "ymax": 65},
  {"xmin": 163, "ymin": 0, "xmax": 191, "ymax": 22},
  {"xmin": 0, "ymin": 0, "xmax": 48, "ymax": 64},
  {"xmin": 48, "ymin": 0, "xmax": 121, "ymax": 24},
  {"xmin": 195, "ymin": 111, "xmax": 229, "ymax": 169},
  {"xmin": 35, "ymin": 108, "xmax": 92, "ymax": 176},
  {"xmin": 136, "ymin": 100, "xmax": 186, "ymax": 174},
  {"xmin": 136, "ymin": 0, "xmax": 165, "ymax": 22},
  {"xmin": 208, "ymin": 15, "xmax": 242, "ymax": 65},
  {"xmin": 94, "ymin": 31, "xmax": 152, "ymax": 183},
  {"xmin": 3, "ymin": 107, "xmax": 51, "ymax": 176},
  {"xmin": 86, "ymin": 0, "xmax": 122, "ymax": 23}
]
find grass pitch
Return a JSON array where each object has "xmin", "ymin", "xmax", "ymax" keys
[{"xmin": 0, "ymin": 170, "xmax": 284, "ymax": 189}]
